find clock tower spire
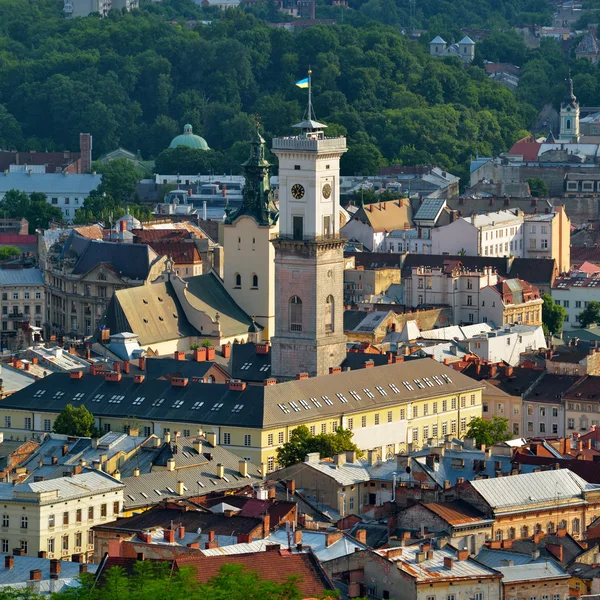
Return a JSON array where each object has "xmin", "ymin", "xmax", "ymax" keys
[{"xmin": 270, "ymin": 77, "xmax": 347, "ymax": 378}]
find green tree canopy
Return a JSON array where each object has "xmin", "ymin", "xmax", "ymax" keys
[
  {"xmin": 465, "ymin": 416, "xmax": 512, "ymax": 448},
  {"xmin": 0, "ymin": 246, "xmax": 21, "ymax": 260},
  {"xmin": 527, "ymin": 177, "xmax": 549, "ymax": 198},
  {"xmin": 52, "ymin": 404, "xmax": 99, "ymax": 438},
  {"xmin": 0, "ymin": 190, "xmax": 63, "ymax": 230},
  {"xmin": 542, "ymin": 293, "xmax": 567, "ymax": 336},
  {"xmin": 92, "ymin": 159, "xmax": 141, "ymax": 204},
  {"xmin": 276, "ymin": 424, "xmax": 361, "ymax": 468},
  {"xmin": 578, "ymin": 300, "xmax": 600, "ymax": 328}
]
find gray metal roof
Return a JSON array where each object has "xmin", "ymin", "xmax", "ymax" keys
[
  {"xmin": 430, "ymin": 36, "xmax": 446, "ymax": 44},
  {"xmin": 0, "ymin": 470, "xmax": 122, "ymax": 504},
  {"xmin": 0, "ymin": 268, "xmax": 44, "ymax": 286},
  {"xmin": 0, "ymin": 173, "xmax": 101, "ymax": 195},
  {"xmin": 470, "ymin": 469, "xmax": 600, "ymax": 511},
  {"xmin": 495, "ymin": 559, "xmax": 569, "ymax": 583}
]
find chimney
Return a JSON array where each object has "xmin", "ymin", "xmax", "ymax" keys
[
  {"xmin": 49, "ymin": 559, "xmax": 61, "ymax": 579},
  {"xmin": 206, "ymin": 346, "xmax": 216, "ymax": 360},
  {"xmin": 193, "ymin": 348, "xmax": 207, "ymax": 362},
  {"xmin": 37, "ymin": 551, "xmax": 47, "ymax": 559},
  {"xmin": 178, "ymin": 525, "xmax": 185, "ymax": 539},
  {"xmin": 79, "ymin": 133, "xmax": 92, "ymax": 174},
  {"xmin": 113, "ymin": 361, "xmax": 121, "ymax": 373},
  {"xmin": 329, "ymin": 366, "xmax": 342, "ymax": 374},
  {"xmin": 30, "ymin": 569, "xmax": 42, "ymax": 581},
  {"xmin": 171, "ymin": 377, "xmax": 188, "ymax": 387},
  {"xmin": 256, "ymin": 342, "xmax": 270, "ymax": 355},
  {"xmin": 295, "ymin": 372, "xmax": 309, "ymax": 380},
  {"xmin": 334, "ymin": 453, "xmax": 346, "ymax": 467},
  {"xmin": 138, "ymin": 356, "xmax": 146, "ymax": 371},
  {"xmin": 326, "ymin": 532, "xmax": 342, "ymax": 547},
  {"xmin": 286, "ymin": 479, "xmax": 296, "ymax": 495},
  {"xmin": 4, "ymin": 556, "xmax": 14, "ymax": 569},
  {"xmin": 177, "ymin": 480, "xmax": 185, "ymax": 496},
  {"xmin": 164, "ymin": 529, "xmax": 175, "ymax": 543},
  {"xmin": 174, "ymin": 351, "xmax": 185, "ymax": 361},
  {"xmin": 363, "ymin": 360, "xmax": 374, "ymax": 369},
  {"xmin": 264, "ymin": 377, "xmax": 277, "ymax": 386},
  {"xmin": 229, "ymin": 379, "xmax": 246, "ymax": 391},
  {"xmin": 221, "ymin": 344, "xmax": 231, "ymax": 359},
  {"xmin": 62, "ymin": 444, "xmax": 69, "ymax": 456},
  {"xmin": 79, "ymin": 564, "xmax": 88, "ymax": 574},
  {"xmin": 443, "ymin": 557, "xmax": 454, "ymax": 569},
  {"xmin": 355, "ymin": 530, "xmax": 367, "ymax": 545},
  {"xmin": 70, "ymin": 370, "xmax": 83, "ymax": 379},
  {"xmin": 416, "ymin": 551, "xmax": 426, "ymax": 563},
  {"xmin": 457, "ymin": 549, "xmax": 469, "ymax": 561},
  {"xmin": 239, "ymin": 460, "xmax": 248, "ymax": 477},
  {"xmin": 208, "ymin": 531, "xmax": 215, "ymax": 542},
  {"xmin": 167, "ymin": 458, "xmax": 176, "ymax": 471},
  {"xmin": 193, "ymin": 438, "xmax": 202, "ymax": 454},
  {"xmin": 134, "ymin": 468, "xmax": 140, "ymax": 477},
  {"xmin": 206, "ymin": 431, "xmax": 217, "ymax": 447},
  {"xmin": 165, "ymin": 431, "xmax": 171, "ymax": 444},
  {"xmin": 123, "ymin": 360, "xmax": 130, "ymax": 374},
  {"xmin": 216, "ymin": 463, "xmax": 225, "ymax": 479},
  {"xmin": 134, "ymin": 374, "xmax": 145, "ymax": 384},
  {"xmin": 294, "ymin": 530, "xmax": 302, "ymax": 545},
  {"xmin": 260, "ymin": 462, "xmax": 268, "ymax": 478}
]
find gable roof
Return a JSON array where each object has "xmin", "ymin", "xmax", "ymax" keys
[
  {"xmin": 230, "ymin": 342, "xmax": 271, "ymax": 382},
  {"xmin": 422, "ymin": 500, "xmax": 490, "ymax": 526},
  {"xmin": 469, "ymin": 469, "xmax": 599, "ymax": 511},
  {"xmin": 346, "ymin": 200, "xmax": 413, "ymax": 233}
]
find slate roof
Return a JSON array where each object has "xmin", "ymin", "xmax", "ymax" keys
[
  {"xmin": 0, "ymin": 172, "xmax": 101, "ymax": 195},
  {"xmin": 145, "ymin": 357, "xmax": 225, "ymax": 380},
  {"xmin": 148, "ymin": 241, "xmax": 201, "ymax": 265},
  {"xmin": 71, "ymin": 239, "xmax": 159, "ymax": 280},
  {"xmin": 507, "ymin": 534, "xmax": 586, "ymax": 566},
  {"xmin": 0, "ymin": 360, "xmax": 483, "ymax": 430},
  {"xmin": 470, "ymin": 469, "xmax": 599, "ymax": 512},
  {"xmin": 348, "ymin": 522, "xmax": 389, "ymax": 548},
  {"xmin": 0, "ymin": 268, "xmax": 43, "ymax": 286},
  {"xmin": 230, "ymin": 342, "xmax": 271, "ymax": 382},
  {"xmin": 523, "ymin": 373, "xmax": 582, "ymax": 403},
  {"xmin": 341, "ymin": 352, "xmax": 390, "ymax": 370}
]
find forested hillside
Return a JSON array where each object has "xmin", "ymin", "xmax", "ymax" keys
[{"xmin": 0, "ymin": 0, "xmax": 545, "ymax": 180}]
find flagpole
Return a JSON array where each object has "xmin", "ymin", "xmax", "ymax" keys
[{"xmin": 308, "ymin": 69, "xmax": 312, "ymax": 120}]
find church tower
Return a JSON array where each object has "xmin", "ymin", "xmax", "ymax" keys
[
  {"xmin": 223, "ymin": 123, "xmax": 279, "ymax": 338},
  {"xmin": 559, "ymin": 75, "xmax": 580, "ymax": 142},
  {"xmin": 270, "ymin": 79, "xmax": 347, "ymax": 378}
]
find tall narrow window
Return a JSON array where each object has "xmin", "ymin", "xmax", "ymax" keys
[
  {"xmin": 290, "ymin": 296, "xmax": 302, "ymax": 332},
  {"xmin": 234, "ymin": 273, "xmax": 241, "ymax": 288},
  {"xmin": 252, "ymin": 274, "xmax": 258, "ymax": 289},
  {"xmin": 325, "ymin": 295, "xmax": 334, "ymax": 332},
  {"xmin": 293, "ymin": 216, "xmax": 304, "ymax": 241}
]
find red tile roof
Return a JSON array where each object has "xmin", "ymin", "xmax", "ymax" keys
[
  {"xmin": 149, "ymin": 241, "xmax": 201, "ymax": 264},
  {"xmin": 132, "ymin": 229, "xmax": 191, "ymax": 243},
  {"xmin": 176, "ymin": 550, "xmax": 335, "ymax": 598},
  {"xmin": 507, "ymin": 140, "xmax": 541, "ymax": 162},
  {"xmin": 0, "ymin": 234, "xmax": 36, "ymax": 246}
]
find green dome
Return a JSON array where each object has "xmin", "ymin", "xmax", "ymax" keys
[{"xmin": 169, "ymin": 124, "xmax": 209, "ymax": 150}]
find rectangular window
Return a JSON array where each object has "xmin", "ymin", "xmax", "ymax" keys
[
  {"xmin": 100, "ymin": 504, "xmax": 107, "ymax": 518},
  {"xmin": 63, "ymin": 535, "xmax": 69, "ymax": 551},
  {"xmin": 244, "ymin": 434, "xmax": 251, "ymax": 447},
  {"xmin": 1, "ymin": 539, "xmax": 8, "ymax": 553},
  {"xmin": 432, "ymin": 424, "xmax": 438, "ymax": 438},
  {"xmin": 47, "ymin": 538, "xmax": 54, "ymax": 554},
  {"xmin": 412, "ymin": 406, "xmax": 418, "ymax": 418},
  {"xmin": 413, "ymin": 428, "xmax": 419, "ymax": 441},
  {"xmin": 267, "ymin": 456, "xmax": 275, "ymax": 471},
  {"xmin": 63, "ymin": 512, "xmax": 69, "ymax": 526},
  {"xmin": 267, "ymin": 433, "xmax": 273, "ymax": 446},
  {"xmin": 21, "ymin": 516, "xmax": 28, "ymax": 529},
  {"xmin": 374, "ymin": 413, "xmax": 380, "ymax": 425},
  {"xmin": 44, "ymin": 419, "xmax": 52, "ymax": 432},
  {"xmin": 76, "ymin": 509, "xmax": 81, "ymax": 523},
  {"xmin": 24, "ymin": 417, "xmax": 32, "ymax": 430},
  {"xmin": 361, "ymin": 416, "xmax": 367, "ymax": 428},
  {"xmin": 48, "ymin": 514, "xmax": 55, "ymax": 528},
  {"xmin": 20, "ymin": 541, "xmax": 27, "ymax": 554},
  {"xmin": 347, "ymin": 418, "xmax": 353, "ymax": 430},
  {"xmin": 2, "ymin": 515, "xmax": 8, "ymax": 527},
  {"xmin": 113, "ymin": 501, "xmax": 120, "ymax": 515},
  {"xmin": 278, "ymin": 431, "xmax": 284, "ymax": 444},
  {"xmin": 4, "ymin": 416, "xmax": 10, "ymax": 429},
  {"xmin": 88, "ymin": 531, "xmax": 94, "ymax": 546},
  {"xmin": 88, "ymin": 507, "xmax": 94, "ymax": 521},
  {"xmin": 223, "ymin": 432, "xmax": 231, "ymax": 445},
  {"xmin": 76, "ymin": 532, "xmax": 82, "ymax": 548}
]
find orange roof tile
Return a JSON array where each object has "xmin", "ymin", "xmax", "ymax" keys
[{"xmin": 423, "ymin": 500, "xmax": 489, "ymax": 525}]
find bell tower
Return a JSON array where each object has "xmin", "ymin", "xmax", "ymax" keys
[
  {"xmin": 223, "ymin": 121, "xmax": 278, "ymax": 338},
  {"xmin": 559, "ymin": 75, "xmax": 580, "ymax": 142},
  {"xmin": 270, "ymin": 76, "xmax": 347, "ymax": 378}
]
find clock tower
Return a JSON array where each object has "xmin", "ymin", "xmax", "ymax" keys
[{"xmin": 270, "ymin": 111, "xmax": 347, "ymax": 379}]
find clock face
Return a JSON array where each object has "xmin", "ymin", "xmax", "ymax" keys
[
  {"xmin": 322, "ymin": 183, "xmax": 332, "ymax": 199},
  {"xmin": 291, "ymin": 184, "xmax": 305, "ymax": 199}
]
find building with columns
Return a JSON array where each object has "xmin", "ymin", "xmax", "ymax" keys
[
  {"xmin": 223, "ymin": 126, "xmax": 279, "ymax": 339},
  {"xmin": 270, "ymin": 117, "xmax": 347, "ymax": 378}
]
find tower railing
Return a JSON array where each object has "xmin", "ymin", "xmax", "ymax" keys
[
  {"xmin": 274, "ymin": 233, "xmax": 345, "ymax": 243},
  {"xmin": 272, "ymin": 137, "xmax": 347, "ymax": 152}
]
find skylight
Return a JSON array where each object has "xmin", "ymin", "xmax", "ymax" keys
[
  {"xmin": 299, "ymin": 399, "xmax": 310, "ymax": 410},
  {"xmin": 133, "ymin": 397, "xmax": 145, "ymax": 405},
  {"xmin": 375, "ymin": 386, "xmax": 387, "ymax": 396},
  {"xmin": 413, "ymin": 379, "xmax": 425, "ymax": 389},
  {"xmin": 231, "ymin": 404, "xmax": 244, "ymax": 413},
  {"xmin": 278, "ymin": 403, "xmax": 291, "ymax": 414},
  {"xmin": 310, "ymin": 397, "xmax": 322, "ymax": 408},
  {"xmin": 389, "ymin": 384, "xmax": 400, "ymax": 393},
  {"xmin": 432, "ymin": 375, "xmax": 444, "ymax": 386},
  {"xmin": 336, "ymin": 393, "xmax": 348, "ymax": 403},
  {"xmin": 192, "ymin": 401, "xmax": 204, "ymax": 410},
  {"xmin": 289, "ymin": 401, "xmax": 301, "ymax": 412},
  {"xmin": 349, "ymin": 391, "xmax": 361, "ymax": 401},
  {"xmin": 403, "ymin": 381, "xmax": 414, "ymax": 391},
  {"xmin": 442, "ymin": 374, "xmax": 453, "ymax": 383},
  {"xmin": 33, "ymin": 390, "xmax": 46, "ymax": 397},
  {"xmin": 363, "ymin": 388, "xmax": 375, "ymax": 399},
  {"xmin": 152, "ymin": 398, "xmax": 165, "ymax": 407},
  {"xmin": 322, "ymin": 396, "xmax": 334, "ymax": 406},
  {"xmin": 422, "ymin": 377, "xmax": 435, "ymax": 388},
  {"xmin": 211, "ymin": 403, "xmax": 224, "ymax": 411},
  {"xmin": 172, "ymin": 400, "xmax": 185, "ymax": 408}
]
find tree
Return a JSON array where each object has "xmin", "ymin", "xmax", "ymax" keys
[
  {"xmin": 578, "ymin": 300, "xmax": 600, "ymax": 328},
  {"xmin": 465, "ymin": 416, "xmax": 512, "ymax": 447},
  {"xmin": 0, "ymin": 190, "xmax": 63, "ymax": 230},
  {"xmin": 0, "ymin": 246, "xmax": 21, "ymax": 260},
  {"xmin": 53, "ymin": 404, "xmax": 99, "ymax": 438},
  {"xmin": 542, "ymin": 293, "xmax": 567, "ymax": 335},
  {"xmin": 277, "ymin": 424, "xmax": 361, "ymax": 468},
  {"xmin": 527, "ymin": 177, "xmax": 549, "ymax": 198},
  {"xmin": 92, "ymin": 159, "xmax": 140, "ymax": 204}
]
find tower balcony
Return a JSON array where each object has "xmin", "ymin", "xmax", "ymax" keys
[{"xmin": 272, "ymin": 136, "xmax": 347, "ymax": 154}]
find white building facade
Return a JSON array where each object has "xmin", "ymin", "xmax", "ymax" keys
[{"xmin": 552, "ymin": 272, "xmax": 600, "ymax": 330}]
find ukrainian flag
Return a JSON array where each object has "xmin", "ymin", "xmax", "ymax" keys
[{"xmin": 295, "ymin": 78, "xmax": 309, "ymax": 88}]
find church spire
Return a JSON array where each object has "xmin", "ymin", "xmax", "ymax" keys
[{"xmin": 225, "ymin": 117, "xmax": 278, "ymax": 227}]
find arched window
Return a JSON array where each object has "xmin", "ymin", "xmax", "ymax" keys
[
  {"xmin": 558, "ymin": 520, "xmax": 566, "ymax": 531},
  {"xmin": 508, "ymin": 527, "xmax": 516, "ymax": 540},
  {"xmin": 325, "ymin": 295, "xmax": 334, "ymax": 333},
  {"xmin": 535, "ymin": 523, "xmax": 542, "ymax": 534},
  {"xmin": 547, "ymin": 522, "xmax": 554, "ymax": 534},
  {"xmin": 521, "ymin": 526, "xmax": 529, "ymax": 539},
  {"xmin": 566, "ymin": 119, "xmax": 572, "ymax": 130},
  {"xmin": 290, "ymin": 296, "xmax": 302, "ymax": 332},
  {"xmin": 495, "ymin": 530, "xmax": 503, "ymax": 541},
  {"xmin": 573, "ymin": 518, "xmax": 580, "ymax": 533},
  {"xmin": 252, "ymin": 274, "xmax": 258, "ymax": 289},
  {"xmin": 206, "ymin": 375, "xmax": 215, "ymax": 384},
  {"xmin": 234, "ymin": 273, "xmax": 241, "ymax": 288}
]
